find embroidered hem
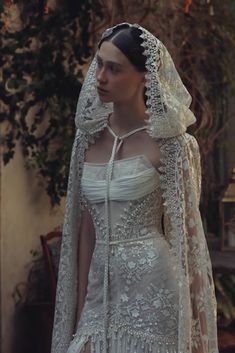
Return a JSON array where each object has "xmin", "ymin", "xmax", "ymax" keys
[{"xmin": 67, "ymin": 328, "xmax": 177, "ymax": 353}]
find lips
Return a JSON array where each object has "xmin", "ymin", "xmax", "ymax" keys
[{"xmin": 97, "ymin": 86, "xmax": 109, "ymax": 95}]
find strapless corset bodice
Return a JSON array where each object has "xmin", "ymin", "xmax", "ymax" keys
[
  {"xmin": 68, "ymin": 129, "xmax": 179, "ymax": 353},
  {"xmin": 81, "ymin": 155, "xmax": 160, "ymax": 202},
  {"xmin": 70, "ymin": 154, "xmax": 178, "ymax": 353},
  {"xmin": 81, "ymin": 155, "xmax": 163, "ymax": 242}
]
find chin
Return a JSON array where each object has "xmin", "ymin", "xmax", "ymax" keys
[{"xmin": 98, "ymin": 96, "xmax": 113, "ymax": 103}]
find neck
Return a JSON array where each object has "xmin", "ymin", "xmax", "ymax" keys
[{"xmin": 110, "ymin": 98, "xmax": 147, "ymax": 135}]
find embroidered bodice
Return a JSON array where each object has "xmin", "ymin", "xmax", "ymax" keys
[
  {"xmin": 76, "ymin": 153, "xmax": 179, "ymax": 351},
  {"xmin": 52, "ymin": 22, "xmax": 219, "ymax": 353},
  {"xmin": 66, "ymin": 125, "xmax": 179, "ymax": 353},
  {"xmin": 81, "ymin": 155, "xmax": 163, "ymax": 243}
]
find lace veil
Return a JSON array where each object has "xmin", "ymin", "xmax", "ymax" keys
[{"xmin": 51, "ymin": 23, "xmax": 218, "ymax": 353}]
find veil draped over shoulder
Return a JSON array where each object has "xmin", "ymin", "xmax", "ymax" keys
[{"xmin": 51, "ymin": 23, "xmax": 218, "ymax": 353}]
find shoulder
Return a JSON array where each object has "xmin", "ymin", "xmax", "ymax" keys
[
  {"xmin": 157, "ymin": 133, "xmax": 200, "ymax": 163},
  {"xmin": 182, "ymin": 133, "xmax": 199, "ymax": 149},
  {"xmin": 71, "ymin": 128, "xmax": 90, "ymax": 157},
  {"xmin": 159, "ymin": 132, "xmax": 199, "ymax": 150},
  {"xmin": 73, "ymin": 128, "xmax": 86, "ymax": 146}
]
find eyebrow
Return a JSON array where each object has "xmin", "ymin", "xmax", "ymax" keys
[{"xmin": 96, "ymin": 55, "xmax": 123, "ymax": 67}]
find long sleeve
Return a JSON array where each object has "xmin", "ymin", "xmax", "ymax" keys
[
  {"xmin": 160, "ymin": 133, "xmax": 218, "ymax": 353},
  {"xmin": 51, "ymin": 128, "xmax": 88, "ymax": 353},
  {"xmin": 182, "ymin": 136, "xmax": 217, "ymax": 353},
  {"xmin": 76, "ymin": 207, "xmax": 96, "ymax": 325}
]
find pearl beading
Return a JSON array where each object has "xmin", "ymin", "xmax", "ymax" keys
[
  {"xmin": 96, "ymin": 232, "xmax": 158, "ymax": 245},
  {"xmin": 102, "ymin": 123, "xmax": 147, "ymax": 353}
]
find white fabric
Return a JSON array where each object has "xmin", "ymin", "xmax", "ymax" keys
[
  {"xmin": 75, "ymin": 23, "xmax": 196, "ymax": 138},
  {"xmin": 82, "ymin": 159, "xmax": 159, "ymax": 202},
  {"xmin": 68, "ymin": 156, "xmax": 178, "ymax": 353},
  {"xmin": 51, "ymin": 23, "xmax": 219, "ymax": 353},
  {"xmin": 97, "ymin": 124, "xmax": 150, "ymax": 353}
]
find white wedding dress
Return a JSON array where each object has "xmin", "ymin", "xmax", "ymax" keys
[{"xmin": 67, "ymin": 126, "xmax": 179, "ymax": 353}]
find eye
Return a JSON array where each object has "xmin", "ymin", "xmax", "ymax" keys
[
  {"xmin": 108, "ymin": 64, "xmax": 120, "ymax": 73},
  {"xmin": 96, "ymin": 58, "xmax": 103, "ymax": 68}
]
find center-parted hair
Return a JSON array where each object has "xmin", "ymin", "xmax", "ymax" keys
[{"xmin": 98, "ymin": 24, "xmax": 147, "ymax": 73}]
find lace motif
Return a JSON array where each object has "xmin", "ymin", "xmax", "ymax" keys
[
  {"xmin": 73, "ymin": 157, "xmax": 179, "ymax": 352},
  {"xmin": 52, "ymin": 129, "xmax": 218, "ymax": 353},
  {"xmin": 159, "ymin": 134, "xmax": 218, "ymax": 353},
  {"xmin": 75, "ymin": 23, "xmax": 196, "ymax": 138},
  {"xmin": 52, "ymin": 22, "xmax": 218, "ymax": 353},
  {"xmin": 82, "ymin": 189, "xmax": 162, "ymax": 242}
]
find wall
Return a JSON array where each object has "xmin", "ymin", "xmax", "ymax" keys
[{"xmin": 0, "ymin": 141, "xmax": 64, "ymax": 353}]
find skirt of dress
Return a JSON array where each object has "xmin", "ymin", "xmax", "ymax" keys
[{"xmin": 67, "ymin": 233, "xmax": 179, "ymax": 353}]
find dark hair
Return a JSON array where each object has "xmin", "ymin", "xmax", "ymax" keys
[{"xmin": 98, "ymin": 24, "xmax": 146, "ymax": 72}]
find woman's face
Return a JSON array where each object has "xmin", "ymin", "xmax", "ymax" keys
[{"xmin": 96, "ymin": 41, "xmax": 146, "ymax": 103}]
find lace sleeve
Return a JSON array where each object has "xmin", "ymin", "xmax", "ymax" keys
[
  {"xmin": 183, "ymin": 136, "xmax": 217, "ymax": 353},
  {"xmin": 160, "ymin": 134, "xmax": 218, "ymax": 353},
  {"xmin": 51, "ymin": 128, "xmax": 89, "ymax": 353},
  {"xmin": 76, "ymin": 203, "xmax": 96, "ymax": 327}
]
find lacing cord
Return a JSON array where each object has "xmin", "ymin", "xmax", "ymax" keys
[{"xmin": 102, "ymin": 123, "xmax": 147, "ymax": 353}]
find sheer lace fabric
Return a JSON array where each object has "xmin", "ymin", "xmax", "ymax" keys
[
  {"xmin": 51, "ymin": 128, "xmax": 218, "ymax": 353},
  {"xmin": 67, "ymin": 155, "xmax": 179, "ymax": 353},
  {"xmin": 51, "ymin": 22, "xmax": 218, "ymax": 353}
]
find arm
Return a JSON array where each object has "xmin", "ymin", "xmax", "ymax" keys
[
  {"xmin": 76, "ymin": 208, "xmax": 96, "ymax": 324},
  {"xmin": 161, "ymin": 134, "xmax": 218, "ymax": 353},
  {"xmin": 185, "ymin": 138, "xmax": 217, "ymax": 353}
]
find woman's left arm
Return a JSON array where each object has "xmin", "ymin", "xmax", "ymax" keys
[
  {"xmin": 161, "ymin": 134, "xmax": 218, "ymax": 353},
  {"xmin": 183, "ymin": 135, "xmax": 218, "ymax": 353}
]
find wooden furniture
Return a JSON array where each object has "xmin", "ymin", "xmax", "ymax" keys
[
  {"xmin": 12, "ymin": 231, "xmax": 62, "ymax": 353},
  {"xmin": 40, "ymin": 231, "xmax": 62, "ymax": 305},
  {"xmin": 208, "ymin": 236, "xmax": 235, "ymax": 274},
  {"xmin": 208, "ymin": 236, "xmax": 235, "ymax": 352},
  {"xmin": 13, "ymin": 302, "xmax": 54, "ymax": 353}
]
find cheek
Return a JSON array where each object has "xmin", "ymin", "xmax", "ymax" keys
[
  {"xmin": 119, "ymin": 76, "xmax": 142, "ymax": 95},
  {"xmin": 112, "ymin": 74, "xmax": 139, "ymax": 90}
]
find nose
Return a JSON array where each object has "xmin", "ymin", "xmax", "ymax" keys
[{"xmin": 96, "ymin": 67, "xmax": 107, "ymax": 84}]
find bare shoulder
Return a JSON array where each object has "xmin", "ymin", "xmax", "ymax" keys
[
  {"xmin": 131, "ymin": 131, "xmax": 161, "ymax": 169},
  {"xmin": 85, "ymin": 128, "xmax": 114, "ymax": 163},
  {"xmin": 85, "ymin": 127, "xmax": 162, "ymax": 168}
]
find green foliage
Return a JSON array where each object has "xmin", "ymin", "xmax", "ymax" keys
[
  {"xmin": 146, "ymin": 0, "xmax": 235, "ymax": 234},
  {"xmin": 1, "ymin": 0, "xmax": 235, "ymax": 211},
  {"xmin": 0, "ymin": 1, "xmax": 102, "ymax": 205}
]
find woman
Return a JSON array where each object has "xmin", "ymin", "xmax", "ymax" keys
[{"xmin": 51, "ymin": 23, "xmax": 218, "ymax": 353}]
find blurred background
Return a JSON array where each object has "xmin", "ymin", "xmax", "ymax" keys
[{"xmin": 0, "ymin": 0, "xmax": 235, "ymax": 352}]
